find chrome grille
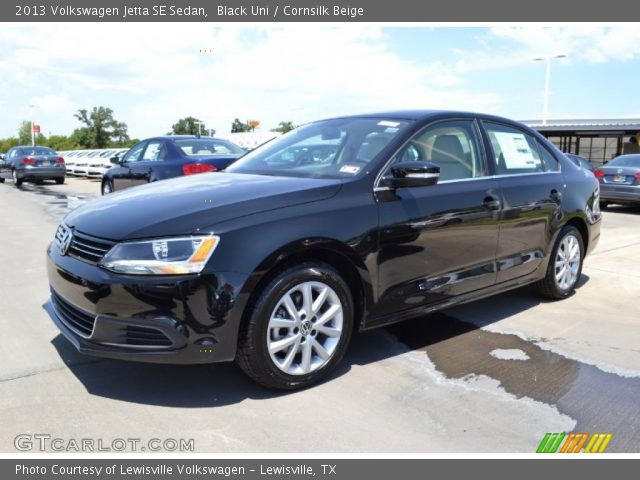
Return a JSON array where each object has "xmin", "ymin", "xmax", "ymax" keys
[{"xmin": 55, "ymin": 225, "xmax": 116, "ymax": 265}]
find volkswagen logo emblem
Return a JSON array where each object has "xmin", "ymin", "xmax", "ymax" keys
[
  {"xmin": 300, "ymin": 321, "xmax": 312, "ymax": 336},
  {"xmin": 59, "ymin": 228, "xmax": 73, "ymax": 256}
]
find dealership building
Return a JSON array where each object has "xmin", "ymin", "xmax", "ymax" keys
[{"xmin": 523, "ymin": 119, "xmax": 640, "ymax": 166}]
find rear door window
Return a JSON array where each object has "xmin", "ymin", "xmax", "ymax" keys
[{"xmin": 484, "ymin": 122, "xmax": 557, "ymax": 174}]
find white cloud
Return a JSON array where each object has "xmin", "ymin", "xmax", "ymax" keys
[
  {"xmin": 490, "ymin": 26, "xmax": 640, "ymax": 63},
  {"xmin": 1, "ymin": 25, "xmax": 637, "ymax": 141},
  {"xmin": 0, "ymin": 24, "xmax": 504, "ymax": 139}
]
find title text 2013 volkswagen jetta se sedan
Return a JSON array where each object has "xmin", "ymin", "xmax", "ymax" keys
[{"xmin": 47, "ymin": 111, "xmax": 601, "ymax": 389}]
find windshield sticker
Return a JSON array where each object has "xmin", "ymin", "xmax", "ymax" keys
[
  {"xmin": 340, "ymin": 165, "xmax": 361, "ymax": 174},
  {"xmin": 378, "ymin": 120, "xmax": 400, "ymax": 128}
]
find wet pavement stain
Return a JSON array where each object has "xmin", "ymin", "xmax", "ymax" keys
[
  {"xmin": 17, "ymin": 183, "xmax": 92, "ymax": 219},
  {"xmin": 388, "ymin": 313, "xmax": 640, "ymax": 452}
]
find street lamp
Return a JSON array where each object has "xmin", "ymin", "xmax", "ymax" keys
[
  {"xmin": 28, "ymin": 104, "xmax": 39, "ymax": 146},
  {"xmin": 533, "ymin": 54, "xmax": 567, "ymax": 126}
]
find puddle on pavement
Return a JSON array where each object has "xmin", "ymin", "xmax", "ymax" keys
[
  {"xmin": 18, "ymin": 183, "xmax": 92, "ymax": 220},
  {"xmin": 387, "ymin": 313, "xmax": 640, "ymax": 452}
]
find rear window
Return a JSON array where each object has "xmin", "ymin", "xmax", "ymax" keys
[
  {"xmin": 175, "ymin": 139, "xmax": 244, "ymax": 156},
  {"xmin": 22, "ymin": 147, "xmax": 56, "ymax": 156},
  {"xmin": 608, "ymin": 155, "xmax": 640, "ymax": 167}
]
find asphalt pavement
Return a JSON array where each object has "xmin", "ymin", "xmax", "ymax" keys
[{"xmin": 1, "ymin": 177, "xmax": 638, "ymax": 452}]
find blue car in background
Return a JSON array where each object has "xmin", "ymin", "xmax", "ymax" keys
[
  {"xmin": 0, "ymin": 145, "xmax": 66, "ymax": 186},
  {"xmin": 101, "ymin": 136, "xmax": 245, "ymax": 195}
]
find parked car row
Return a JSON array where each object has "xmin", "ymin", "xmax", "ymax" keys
[
  {"xmin": 1, "ymin": 136, "xmax": 247, "ymax": 192},
  {"xmin": 59, "ymin": 148, "xmax": 129, "ymax": 178}
]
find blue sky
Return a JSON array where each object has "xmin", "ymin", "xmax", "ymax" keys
[{"xmin": 0, "ymin": 25, "xmax": 639, "ymax": 139}]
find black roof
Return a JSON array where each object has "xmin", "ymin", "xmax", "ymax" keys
[{"xmin": 327, "ymin": 109, "xmax": 520, "ymax": 124}]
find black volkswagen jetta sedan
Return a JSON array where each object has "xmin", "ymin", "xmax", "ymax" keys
[{"xmin": 47, "ymin": 111, "xmax": 601, "ymax": 390}]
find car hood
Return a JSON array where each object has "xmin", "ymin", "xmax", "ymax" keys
[{"xmin": 64, "ymin": 173, "xmax": 342, "ymax": 240}]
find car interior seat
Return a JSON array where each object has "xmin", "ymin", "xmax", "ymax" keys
[{"xmin": 431, "ymin": 135, "xmax": 472, "ymax": 181}]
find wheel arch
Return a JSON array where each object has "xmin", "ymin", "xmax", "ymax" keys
[{"xmin": 238, "ymin": 238, "xmax": 374, "ymax": 338}]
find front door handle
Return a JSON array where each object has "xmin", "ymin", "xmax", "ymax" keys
[{"xmin": 482, "ymin": 195, "xmax": 501, "ymax": 211}]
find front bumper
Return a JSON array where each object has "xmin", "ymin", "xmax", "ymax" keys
[
  {"xmin": 600, "ymin": 183, "xmax": 640, "ymax": 204},
  {"xmin": 46, "ymin": 243, "xmax": 249, "ymax": 364}
]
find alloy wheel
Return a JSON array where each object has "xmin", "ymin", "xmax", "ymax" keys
[
  {"xmin": 554, "ymin": 234, "xmax": 581, "ymax": 290},
  {"xmin": 267, "ymin": 281, "xmax": 343, "ymax": 375}
]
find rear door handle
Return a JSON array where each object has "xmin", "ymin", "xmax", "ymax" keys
[
  {"xmin": 482, "ymin": 195, "xmax": 501, "ymax": 211},
  {"xmin": 550, "ymin": 189, "xmax": 563, "ymax": 202}
]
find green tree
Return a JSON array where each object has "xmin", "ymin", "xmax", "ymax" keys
[
  {"xmin": 0, "ymin": 137, "xmax": 20, "ymax": 152},
  {"xmin": 272, "ymin": 121, "xmax": 295, "ymax": 133},
  {"xmin": 231, "ymin": 118, "xmax": 254, "ymax": 133},
  {"xmin": 169, "ymin": 116, "xmax": 206, "ymax": 136},
  {"xmin": 74, "ymin": 106, "xmax": 129, "ymax": 148},
  {"xmin": 17, "ymin": 120, "xmax": 46, "ymax": 145},
  {"xmin": 69, "ymin": 127, "xmax": 93, "ymax": 149},
  {"xmin": 45, "ymin": 135, "xmax": 77, "ymax": 151}
]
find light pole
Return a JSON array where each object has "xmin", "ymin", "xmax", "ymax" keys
[
  {"xmin": 28, "ymin": 104, "xmax": 39, "ymax": 146},
  {"xmin": 195, "ymin": 120, "xmax": 203, "ymax": 137},
  {"xmin": 533, "ymin": 54, "xmax": 567, "ymax": 126}
]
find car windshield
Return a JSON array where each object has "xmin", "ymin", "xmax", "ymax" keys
[
  {"xmin": 22, "ymin": 147, "xmax": 55, "ymax": 156},
  {"xmin": 607, "ymin": 155, "xmax": 640, "ymax": 167},
  {"xmin": 175, "ymin": 139, "xmax": 245, "ymax": 156},
  {"xmin": 226, "ymin": 117, "xmax": 413, "ymax": 179}
]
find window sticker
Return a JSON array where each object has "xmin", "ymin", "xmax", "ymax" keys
[
  {"xmin": 339, "ymin": 164, "xmax": 361, "ymax": 174},
  {"xmin": 494, "ymin": 132, "xmax": 536, "ymax": 168},
  {"xmin": 378, "ymin": 120, "xmax": 400, "ymax": 128}
]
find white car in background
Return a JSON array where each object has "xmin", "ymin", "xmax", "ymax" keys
[
  {"xmin": 62, "ymin": 150, "xmax": 83, "ymax": 174},
  {"xmin": 73, "ymin": 150, "xmax": 101, "ymax": 176},
  {"xmin": 87, "ymin": 149, "xmax": 128, "ymax": 178}
]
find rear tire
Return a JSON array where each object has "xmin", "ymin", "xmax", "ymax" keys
[
  {"xmin": 534, "ymin": 225, "xmax": 584, "ymax": 299},
  {"xmin": 12, "ymin": 169, "xmax": 23, "ymax": 187},
  {"xmin": 236, "ymin": 262, "xmax": 354, "ymax": 390},
  {"xmin": 0, "ymin": 177, "xmax": 5, "ymax": 183},
  {"xmin": 55, "ymin": 177, "xmax": 65, "ymax": 185},
  {"xmin": 101, "ymin": 179, "xmax": 113, "ymax": 195}
]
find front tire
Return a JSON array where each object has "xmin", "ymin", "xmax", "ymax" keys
[
  {"xmin": 599, "ymin": 201, "xmax": 609, "ymax": 210},
  {"xmin": 101, "ymin": 179, "xmax": 113, "ymax": 195},
  {"xmin": 534, "ymin": 225, "xmax": 584, "ymax": 299},
  {"xmin": 236, "ymin": 263, "xmax": 354, "ymax": 390}
]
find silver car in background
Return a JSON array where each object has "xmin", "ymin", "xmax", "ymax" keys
[{"xmin": 595, "ymin": 154, "xmax": 640, "ymax": 208}]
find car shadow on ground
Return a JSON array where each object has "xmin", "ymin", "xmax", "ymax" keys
[
  {"xmin": 604, "ymin": 204, "xmax": 640, "ymax": 215},
  {"xmin": 48, "ymin": 275, "xmax": 590, "ymax": 408}
]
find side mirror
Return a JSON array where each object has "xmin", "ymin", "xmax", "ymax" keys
[
  {"xmin": 381, "ymin": 161, "xmax": 440, "ymax": 188},
  {"xmin": 110, "ymin": 156, "xmax": 121, "ymax": 165}
]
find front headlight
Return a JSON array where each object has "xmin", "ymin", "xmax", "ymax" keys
[{"xmin": 99, "ymin": 235, "xmax": 220, "ymax": 275}]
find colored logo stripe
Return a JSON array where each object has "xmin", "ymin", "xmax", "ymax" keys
[
  {"xmin": 536, "ymin": 433, "xmax": 565, "ymax": 453},
  {"xmin": 585, "ymin": 433, "xmax": 613, "ymax": 453},
  {"xmin": 537, "ymin": 433, "xmax": 613, "ymax": 453}
]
